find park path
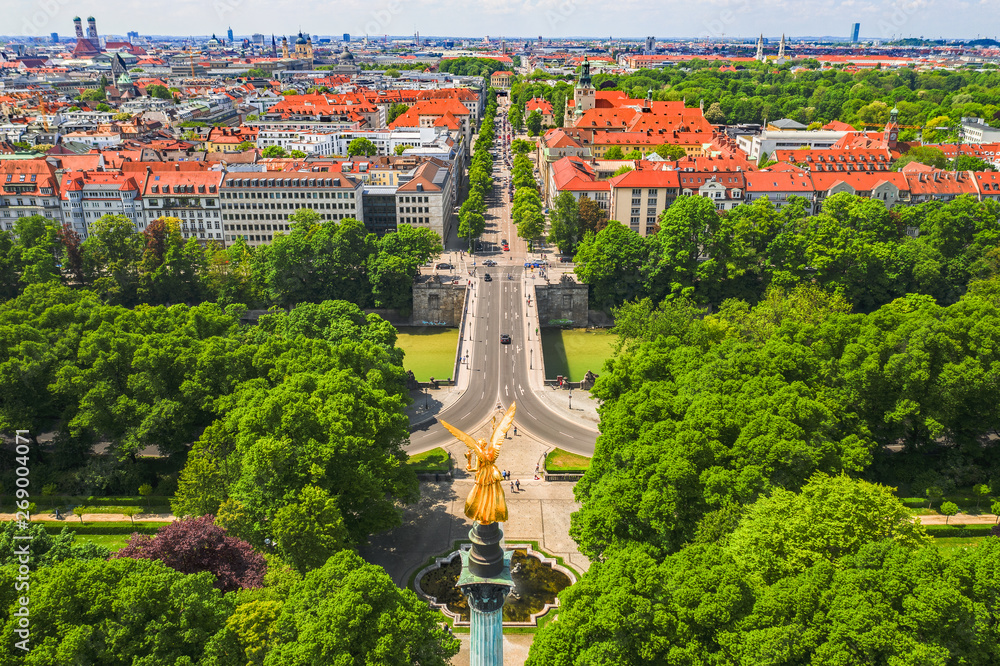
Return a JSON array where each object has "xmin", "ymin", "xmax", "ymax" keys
[{"xmin": 0, "ymin": 512, "xmax": 176, "ymax": 523}]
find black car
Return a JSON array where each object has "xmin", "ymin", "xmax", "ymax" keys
[
  {"xmin": 483, "ymin": 260, "xmax": 497, "ymax": 266},
  {"xmin": 435, "ymin": 263, "xmax": 453, "ymax": 269},
  {"xmin": 484, "ymin": 273, "xmax": 492, "ymax": 281},
  {"xmin": 559, "ymin": 256, "xmax": 573, "ymax": 263},
  {"xmin": 500, "ymin": 239, "xmax": 507, "ymax": 246},
  {"xmin": 500, "ymin": 334, "xmax": 511, "ymax": 344}
]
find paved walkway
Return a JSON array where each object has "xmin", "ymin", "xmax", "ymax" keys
[
  {"xmin": 0, "ymin": 511, "xmax": 174, "ymax": 523},
  {"xmin": 361, "ymin": 429, "xmax": 590, "ymax": 666}
]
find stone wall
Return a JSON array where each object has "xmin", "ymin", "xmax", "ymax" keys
[
  {"xmin": 411, "ymin": 282, "xmax": 467, "ymax": 327},
  {"xmin": 533, "ymin": 282, "xmax": 589, "ymax": 327}
]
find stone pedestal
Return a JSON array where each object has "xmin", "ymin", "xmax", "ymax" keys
[{"xmin": 458, "ymin": 522, "xmax": 513, "ymax": 666}]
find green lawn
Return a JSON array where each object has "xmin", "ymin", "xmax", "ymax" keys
[
  {"xmin": 933, "ymin": 536, "xmax": 985, "ymax": 556},
  {"xmin": 541, "ymin": 328, "xmax": 617, "ymax": 382},
  {"xmin": 74, "ymin": 534, "xmax": 132, "ymax": 552},
  {"xmin": 396, "ymin": 327, "xmax": 460, "ymax": 382},
  {"xmin": 407, "ymin": 447, "xmax": 452, "ymax": 472},
  {"xmin": 545, "ymin": 448, "xmax": 592, "ymax": 472}
]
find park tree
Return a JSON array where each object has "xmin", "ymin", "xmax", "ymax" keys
[
  {"xmin": 262, "ymin": 145, "xmax": 287, "ymax": 158},
  {"xmin": 704, "ymin": 101, "xmax": 726, "ymax": 124},
  {"xmin": 508, "ymin": 104, "xmax": 523, "ymax": 131},
  {"xmin": 80, "ymin": 213, "xmax": 144, "ymax": 305},
  {"xmin": 113, "ymin": 514, "xmax": 267, "ymax": 592},
  {"xmin": 273, "ymin": 485, "xmax": 351, "ymax": 573},
  {"xmin": 724, "ymin": 473, "xmax": 930, "ymax": 586},
  {"xmin": 388, "ymin": 103, "xmax": 409, "ymax": 123},
  {"xmin": 577, "ymin": 196, "xmax": 608, "ymax": 236},
  {"xmin": 548, "ymin": 190, "xmax": 580, "ymax": 255},
  {"xmin": 526, "ymin": 109, "xmax": 543, "ymax": 136},
  {"xmin": 604, "ymin": 145, "xmax": 625, "ymax": 160},
  {"xmin": 347, "ymin": 137, "xmax": 378, "ymax": 157},
  {"xmin": 654, "ymin": 143, "xmax": 687, "ymax": 160},
  {"xmin": 512, "ymin": 138, "xmax": 534, "ymax": 155},
  {"xmin": 265, "ymin": 550, "xmax": 460, "ymax": 665},
  {"xmin": 940, "ymin": 501, "xmax": 960, "ymax": 524},
  {"xmin": 0, "ymin": 558, "xmax": 233, "ymax": 664},
  {"xmin": 573, "ymin": 220, "xmax": 647, "ymax": 311},
  {"xmin": 892, "ymin": 145, "xmax": 948, "ymax": 170}
]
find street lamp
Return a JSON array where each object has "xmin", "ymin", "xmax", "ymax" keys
[
  {"xmin": 569, "ymin": 389, "xmax": 573, "ymax": 410},
  {"xmin": 530, "ymin": 348, "xmax": 533, "ymax": 369}
]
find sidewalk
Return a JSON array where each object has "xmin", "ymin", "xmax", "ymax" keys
[
  {"xmin": 406, "ymin": 386, "xmax": 465, "ymax": 429},
  {"xmin": 0, "ymin": 511, "xmax": 175, "ymax": 523},
  {"xmin": 519, "ymin": 275, "xmax": 600, "ymax": 433}
]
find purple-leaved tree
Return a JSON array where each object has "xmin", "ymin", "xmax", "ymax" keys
[{"xmin": 113, "ymin": 514, "xmax": 266, "ymax": 592}]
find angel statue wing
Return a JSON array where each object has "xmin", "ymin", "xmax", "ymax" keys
[
  {"xmin": 489, "ymin": 402, "xmax": 517, "ymax": 454},
  {"xmin": 439, "ymin": 419, "xmax": 485, "ymax": 459}
]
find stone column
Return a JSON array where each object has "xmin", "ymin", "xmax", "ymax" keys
[{"xmin": 458, "ymin": 522, "xmax": 513, "ymax": 666}]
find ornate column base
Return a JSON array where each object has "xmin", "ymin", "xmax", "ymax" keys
[{"xmin": 458, "ymin": 523, "xmax": 514, "ymax": 666}]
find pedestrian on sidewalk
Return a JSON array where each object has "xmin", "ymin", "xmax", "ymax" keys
[
  {"xmin": 513, "ymin": 426, "xmax": 517, "ymax": 436},
  {"xmin": 515, "ymin": 479, "xmax": 520, "ymax": 491},
  {"xmin": 510, "ymin": 480, "xmax": 515, "ymax": 493},
  {"xmin": 535, "ymin": 463, "xmax": 540, "ymax": 474}
]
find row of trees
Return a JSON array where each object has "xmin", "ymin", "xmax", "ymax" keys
[
  {"xmin": 573, "ymin": 193, "xmax": 1000, "ymax": 313},
  {"xmin": 1, "ymin": 211, "xmax": 442, "ymax": 310},
  {"xmin": 457, "ymin": 90, "xmax": 498, "ymax": 250},
  {"xmin": 511, "ymin": 153, "xmax": 545, "ymax": 247}
]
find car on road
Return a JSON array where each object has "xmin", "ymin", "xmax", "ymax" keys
[
  {"xmin": 483, "ymin": 260, "xmax": 497, "ymax": 266},
  {"xmin": 500, "ymin": 239, "xmax": 507, "ymax": 245},
  {"xmin": 500, "ymin": 334, "xmax": 511, "ymax": 344},
  {"xmin": 435, "ymin": 263, "xmax": 453, "ymax": 269},
  {"xmin": 559, "ymin": 256, "xmax": 573, "ymax": 263},
  {"xmin": 484, "ymin": 273, "xmax": 493, "ymax": 281},
  {"xmin": 502, "ymin": 245, "xmax": 510, "ymax": 252}
]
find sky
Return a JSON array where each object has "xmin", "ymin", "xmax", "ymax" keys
[{"xmin": 9, "ymin": 0, "xmax": 1000, "ymax": 42}]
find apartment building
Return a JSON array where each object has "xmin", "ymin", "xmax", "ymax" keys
[
  {"xmin": 394, "ymin": 158, "xmax": 456, "ymax": 242},
  {"xmin": 59, "ymin": 170, "xmax": 146, "ymax": 238},
  {"xmin": 142, "ymin": 170, "xmax": 225, "ymax": 242},
  {"xmin": 0, "ymin": 159, "xmax": 61, "ymax": 231},
  {"xmin": 607, "ymin": 169, "xmax": 681, "ymax": 237},
  {"xmin": 220, "ymin": 169, "xmax": 365, "ymax": 246}
]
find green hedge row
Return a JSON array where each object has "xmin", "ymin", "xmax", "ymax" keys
[
  {"xmin": 925, "ymin": 524, "xmax": 999, "ymax": 538},
  {"xmin": 38, "ymin": 521, "xmax": 170, "ymax": 536}
]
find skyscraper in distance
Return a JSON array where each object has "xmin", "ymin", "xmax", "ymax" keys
[
  {"xmin": 228, "ymin": 27, "xmax": 234, "ymax": 44},
  {"xmin": 343, "ymin": 33, "xmax": 350, "ymax": 42},
  {"xmin": 851, "ymin": 22, "xmax": 860, "ymax": 43},
  {"xmin": 51, "ymin": 32, "xmax": 59, "ymax": 44}
]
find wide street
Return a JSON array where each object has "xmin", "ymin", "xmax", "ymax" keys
[{"xmin": 406, "ymin": 98, "xmax": 599, "ymax": 456}]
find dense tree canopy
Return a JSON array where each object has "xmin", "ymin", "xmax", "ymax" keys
[{"xmin": 573, "ymin": 281, "xmax": 1000, "ymax": 562}]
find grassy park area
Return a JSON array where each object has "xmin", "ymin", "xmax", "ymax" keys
[
  {"xmin": 395, "ymin": 327, "xmax": 460, "ymax": 381},
  {"xmin": 540, "ymin": 328, "xmax": 617, "ymax": 382},
  {"xmin": 407, "ymin": 447, "xmax": 452, "ymax": 473},
  {"xmin": 933, "ymin": 536, "xmax": 986, "ymax": 556},
  {"xmin": 75, "ymin": 534, "xmax": 131, "ymax": 552},
  {"xmin": 544, "ymin": 448, "xmax": 592, "ymax": 473}
]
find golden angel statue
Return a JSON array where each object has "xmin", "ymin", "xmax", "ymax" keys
[{"xmin": 439, "ymin": 403, "xmax": 516, "ymax": 525}]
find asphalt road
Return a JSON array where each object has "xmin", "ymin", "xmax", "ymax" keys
[{"xmin": 407, "ymin": 103, "xmax": 598, "ymax": 456}]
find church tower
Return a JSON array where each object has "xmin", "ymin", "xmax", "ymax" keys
[
  {"xmin": 755, "ymin": 34, "xmax": 764, "ymax": 61},
  {"xmin": 884, "ymin": 105, "xmax": 899, "ymax": 149},
  {"xmin": 281, "ymin": 36, "xmax": 289, "ymax": 59},
  {"xmin": 778, "ymin": 34, "xmax": 785, "ymax": 61},
  {"xmin": 571, "ymin": 56, "xmax": 595, "ymax": 122}
]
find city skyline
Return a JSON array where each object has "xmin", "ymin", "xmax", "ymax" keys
[{"xmin": 7, "ymin": 0, "xmax": 999, "ymax": 42}]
